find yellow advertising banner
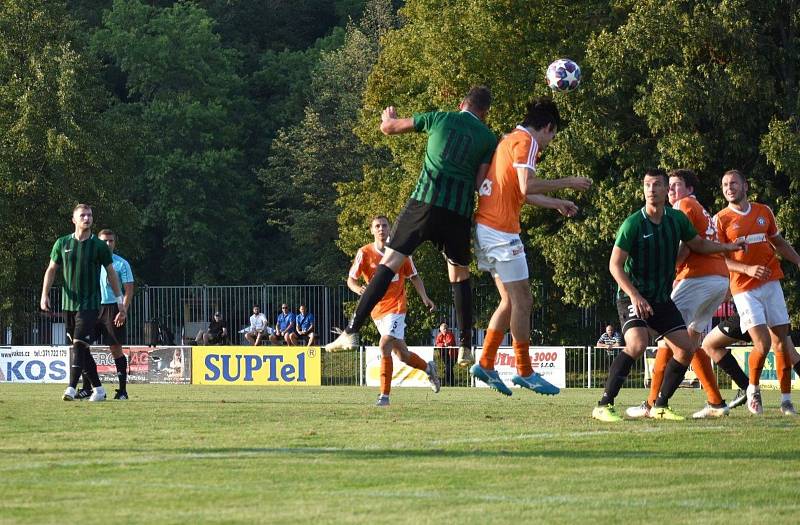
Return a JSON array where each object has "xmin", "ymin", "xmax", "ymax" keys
[{"xmin": 191, "ymin": 346, "xmax": 321, "ymax": 386}]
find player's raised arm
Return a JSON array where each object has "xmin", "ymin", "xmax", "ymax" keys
[
  {"xmin": 684, "ymin": 235, "xmax": 744, "ymax": 255},
  {"xmin": 380, "ymin": 106, "xmax": 415, "ymax": 135},
  {"xmin": 525, "ymin": 194, "xmax": 578, "ymax": 217}
]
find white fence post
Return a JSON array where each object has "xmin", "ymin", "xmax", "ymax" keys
[{"xmin": 586, "ymin": 345, "xmax": 592, "ymax": 388}]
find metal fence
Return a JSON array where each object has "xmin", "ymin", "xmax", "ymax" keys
[{"xmin": 10, "ymin": 283, "xmax": 608, "ymax": 348}]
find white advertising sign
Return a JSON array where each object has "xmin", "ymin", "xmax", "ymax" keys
[
  {"xmin": 474, "ymin": 346, "xmax": 566, "ymax": 389},
  {"xmin": 0, "ymin": 346, "xmax": 70, "ymax": 383},
  {"xmin": 365, "ymin": 346, "xmax": 435, "ymax": 388}
]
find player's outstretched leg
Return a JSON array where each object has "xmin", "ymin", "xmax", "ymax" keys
[{"xmin": 470, "ymin": 328, "xmax": 511, "ymax": 396}]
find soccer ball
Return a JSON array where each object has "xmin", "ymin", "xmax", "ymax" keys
[{"xmin": 546, "ymin": 59, "xmax": 581, "ymax": 92}]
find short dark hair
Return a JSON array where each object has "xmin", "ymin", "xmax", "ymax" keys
[
  {"xmin": 668, "ymin": 169, "xmax": 698, "ymax": 193},
  {"xmin": 371, "ymin": 215, "xmax": 389, "ymax": 225},
  {"xmin": 73, "ymin": 203, "xmax": 91, "ymax": 213},
  {"xmin": 644, "ymin": 168, "xmax": 668, "ymax": 185},
  {"xmin": 463, "ymin": 85, "xmax": 492, "ymax": 112},
  {"xmin": 723, "ymin": 169, "xmax": 747, "ymax": 184},
  {"xmin": 521, "ymin": 97, "xmax": 560, "ymax": 131},
  {"xmin": 98, "ymin": 228, "xmax": 115, "ymax": 239}
]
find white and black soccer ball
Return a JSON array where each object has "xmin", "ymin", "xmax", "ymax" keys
[{"xmin": 546, "ymin": 58, "xmax": 581, "ymax": 92}]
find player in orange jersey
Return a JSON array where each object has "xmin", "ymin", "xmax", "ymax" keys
[
  {"xmin": 347, "ymin": 215, "xmax": 439, "ymax": 406},
  {"xmin": 715, "ymin": 169, "xmax": 800, "ymax": 415},
  {"xmin": 470, "ymin": 98, "xmax": 591, "ymax": 396},
  {"xmin": 626, "ymin": 169, "xmax": 748, "ymax": 419}
]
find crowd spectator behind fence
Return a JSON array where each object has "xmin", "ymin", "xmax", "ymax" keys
[
  {"xmin": 435, "ymin": 322, "xmax": 457, "ymax": 386},
  {"xmin": 295, "ymin": 304, "xmax": 315, "ymax": 346},
  {"xmin": 271, "ymin": 303, "xmax": 297, "ymax": 345},
  {"xmin": 245, "ymin": 305, "xmax": 270, "ymax": 346}
]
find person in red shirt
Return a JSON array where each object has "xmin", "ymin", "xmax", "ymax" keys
[{"xmin": 435, "ymin": 322, "xmax": 457, "ymax": 386}]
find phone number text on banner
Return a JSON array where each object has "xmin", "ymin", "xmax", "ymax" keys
[{"xmin": 192, "ymin": 346, "xmax": 321, "ymax": 386}]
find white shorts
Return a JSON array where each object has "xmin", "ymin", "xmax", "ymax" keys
[
  {"xmin": 475, "ymin": 223, "xmax": 529, "ymax": 283},
  {"xmin": 732, "ymin": 280, "xmax": 790, "ymax": 333},
  {"xmin": 670, "ymin": 275, "xmax": 729, "ymax": 333},
  {"xmin": 374, "ymin": 313, "xmax": 406, "ymax": 340}
]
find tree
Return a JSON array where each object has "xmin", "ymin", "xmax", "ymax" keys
[
  {"xmin": 92, "ymin": 0, "xmax": 260, "ymax": 284},
  {"xmin": 259, "ymin": 0, "xmax": 397, "ymax": 285},
  {"xmin": 0, "ymin": 0, "xmax": 134, "ymax": 338}
]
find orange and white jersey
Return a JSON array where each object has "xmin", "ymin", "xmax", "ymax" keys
[
  {"xmin": 673, "ymin": 195, "xmax": 728, "ymax": 280},
  {"xmin": 475, "ymin": 126, "xmax": 539, "ymax": 234},
  {"xmin": 715, "ymin": 202, "xmax": 782, "ymax": 294},
  {"xmin": 348, "ymin": 243, "xmax": 417, "ymax": 319}
]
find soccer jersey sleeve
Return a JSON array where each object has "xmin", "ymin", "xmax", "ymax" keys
[
  {"xmin": 50, "ymin": 238, "xmax": 63, "ymax": 265},
  {"xmin": 511, "ymin": 135, "xmax": 538, "ymax": 171},
  {"xmin": 348, "ymin": 249, "xmax": 365, "ymax": 280},
  {"xmin": 614, "ymin": 216, "xmax": 638, "ymax": 253},
  {"xmin": 675, "ymin": 210, "xmax": 698, "ymax": 242},
  {"xmin": 120, "ymin": 259, "xmax": 134, "ymax": 284},
  {"xmin": 413, "ymin": 112, "xmax": 440, "ymax": 133},
  {"xmin": 403, "ymin": 257, "xmax": 418, "ymax": 279}
]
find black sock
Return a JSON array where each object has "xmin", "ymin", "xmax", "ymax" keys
[
  {"xmin": 451, "ymin": 280, "xmax": 472, "ymax": 348},
  {"xmin": 81, "ymin": 373, "xmax": 92, "ymax": 392},
  {"xmin": 793, "ymin": 361, "xmax": 800, "ymax": 378},
  {"xmin": 83, "ymin": 348, "xmax": 102, "ymax": 388},
  {"xmin": 598, "ymin": 352, "xmax": 635, "ymax": 406},
  {"xmin": 654, "ymin": 358, "xmax": 689, "ymax": 408},
  {"xmin": 717, "ymin": 351, "xmax": 749, "ymax": 391},
  {"xmin": 69, "ymin": 346, "xmax": 83, "ymax": 388},
  {"xmin": 347, "ymin": 264, "xmax": 395, "ymax": 333},
  {"xmin": 115, "ymin": 355, "xmax": 128, "ymax": 392}
]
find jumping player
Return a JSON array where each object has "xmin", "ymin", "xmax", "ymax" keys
[
  {"xmin": 714, "ymin": 169, "xmax": 800, "ymax": 414},
  {"xmin": 347, "ymin": 215, "xmax": 440, "ymax": 406},
  {"xmin": 325, "ymin": 86, "xmax": 498, "ymax": 368},
  {"xmin": 40, "ymin": 204, "xmax": 127, "ymax": 402},
  {"xmin": 592, "ymin": 170, "xmax": 744, "ymax": 422},
  {"xmin": 470, "ymin": 98, "xmax": 590, "ymax": 396}
]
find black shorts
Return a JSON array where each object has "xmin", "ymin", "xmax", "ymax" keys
[
  {"xmin": 65, "ymin": 310, "xmax": 99, "ymax": 347},
  {"xmin": 717, "ymin": 315, "xmax": 751, "ymax": 343},
  {"xmin": 616, "ymin": 296, "xmax": 686, "ymax": 340},
  {"xmin": 91, "ymin": 304, "xmax": 125, "ymax": 346},
  {"xmin": 387, "ymin": 199, "xmax": 472, "ymax": 267}
]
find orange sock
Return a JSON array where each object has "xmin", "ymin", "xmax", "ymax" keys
[
  {"xmin": 513, "ymin": 339, "xmax": 532, "ymax": 377},
  {"xmin": 479, "ymin": 328, "xmax": 505, "ymax": 369},
  {"xmin": 380, "ymin": 355, "xmax": 392, "ymax": 396},
  {"xmin": 648, "ymin": 346, "xmax": 672, "ymax": 407},
  {"xmin": 691, "ymin": 348, "xmax": 723, "ymax": 405},
  {"xmin": 775, "ymin": 352, "xmax": 792, "ymax": 394},
  {"xmin": 404, "ymin": 352, "xmax": 428, "ymax": 372},
  {"xmin": 748, "ymin": 350, "xmax": 766, "ymax": 386}
]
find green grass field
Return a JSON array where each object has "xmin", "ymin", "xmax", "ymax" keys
[{"xmin": 2, "ymin": 384, "xmax": 800, "ymax": 524}]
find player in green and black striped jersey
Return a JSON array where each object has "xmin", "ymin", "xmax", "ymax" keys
[
  {"xmin": 40, "ymin": 204, "xmax": 126, "ymax": 402},
  {"xmin": 326, "ymin": 86, "xmax": 497, "ymax": 366},
  {"xmin": 591, "ymin": 169, "xmax": 745, "ymax": 422}
]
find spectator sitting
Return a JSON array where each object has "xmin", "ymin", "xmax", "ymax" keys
[
  {"xmin": 435, "ymin": 322, "xmax": 457, "ymax": 386},
  {"xmin": 295, "ymin": 304, "xmax": 316, "ymax": 346},
  {"xmin": 596, "ymin": 324, "xmax": 622, "ymax": 349},
  {"xmin": 245, "ymin": 305, "xmax": 269, "ymax": 346},
  {"xmin": 195, "ymin": 312, "xmax": 228, "ymax": 345},
  {"xmin": 270, "ymin": 303, "xmax": 298, "ymax": 345}
]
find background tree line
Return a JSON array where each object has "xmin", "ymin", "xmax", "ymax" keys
[{"xmin": 1, "ymin": 0, "xmax": 798, "ymax": 344}]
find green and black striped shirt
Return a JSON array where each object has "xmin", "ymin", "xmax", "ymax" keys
[
  {"xmin": 50, "ymin": 234, "xmax": 113, "ymax": 311},
  {"xmin": 614, "ymin": 207, "xmax": 697, "ymax": 303},
  {"xmin": 411, "ymin": 111, "xmax": 497, "ymax": 217}
]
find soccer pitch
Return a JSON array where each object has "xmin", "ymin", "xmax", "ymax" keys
[{"xmin": 2, "ymin": 385, "xmax": 799, "ymax": 524}]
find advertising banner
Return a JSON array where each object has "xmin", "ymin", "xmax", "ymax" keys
[
  {"xmin": 643, "ymin": 347, "xmax": 699, "ymax": 388},
  {"xmin": 730, "ymin": 347, "xmax": 798, "ymax": 390},
  {"xmin": 147, "ymin": 346, "xmax": 192, "ymax": 384},
  {"xmin": 0, "ymin": 346, "xmax": 69, "ymax": 383},
  {"xmin": 192, "ymin": 346, "xmax": 321, "ymax": 386},
  {"xmin": 364, "ymin": 346, "xmax": 435, "ymax": 388},
  {"xmin": 474, "ymin": 346, "xmax": 566, "ymax": 389},
  {"xmin": 89, "ymin": 346, "xmax": 151, "ymax": 384}
]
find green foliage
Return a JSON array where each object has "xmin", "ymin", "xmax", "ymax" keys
[{"xmin": 0, "ymin": 0, "xmax": 135, "ymax": 335}]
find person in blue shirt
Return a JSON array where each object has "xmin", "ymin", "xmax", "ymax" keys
[
  {"xmin": 78, "ymin": 228, "xmax": 135, "ymax": 400},
  {"xmin": 295, "ymin": 304, "xmax": 316, "ymax": 346},
  {"xmin": 270, "ymin": 304, "xmax": 298, "ymax": 345}
]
